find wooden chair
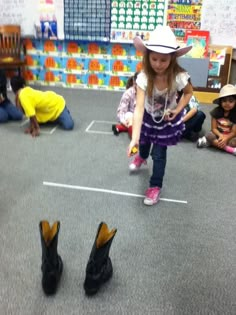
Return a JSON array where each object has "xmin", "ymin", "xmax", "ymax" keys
[{"xmin": 0, "ymin": 24, "xmax": 26, "ymax": 76}]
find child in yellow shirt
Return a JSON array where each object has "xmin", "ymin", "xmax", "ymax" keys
[{"xmin": 10, "ymin": 76, "xmax": 74, "ymax": 137}]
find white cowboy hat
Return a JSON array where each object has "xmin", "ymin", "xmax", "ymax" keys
[
  {"xmin": 133, "ymin": 25, "xmax": 192, "ymax": 57},
  {"xmin": 213, "ymin": 84, "xmax": 236, "ymax": 104}
]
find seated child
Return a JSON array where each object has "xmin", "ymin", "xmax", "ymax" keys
[
  {"xmin": 112, "ymin": 72, "xmax": 139, "ymax": 139},
  {"xmin": 10, "ymin": 76, "xmax": 74, "ymax": 137},
  {"xmin": 182, "ymin": 95, "xmax": 206, "ymax": 141},
  {"xmin": 197, "ymin": 84, "xmax": 236, "ymax": 156},
  {"xmin": 0, "ymin": 71, "xmax": 23, "ymax": 123}
]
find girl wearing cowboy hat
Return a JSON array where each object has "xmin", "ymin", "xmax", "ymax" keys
[
  {"xmin": 197, "ymin": 84, "xmax": 236, "ymax": 155},
  {"xmin": 127, "ymin": 25, "xmax": 193, "ymax": 206}
]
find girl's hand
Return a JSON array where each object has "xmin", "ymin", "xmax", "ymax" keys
[
  {"xmin": 166, "ymin": 109, "xmax": 178, "ymax": 121},
  {"xmin": 125, "ymin": 117, "xmax": 133, "ymax": 127},
  {"xmin": 217, "ymin": 135, "xmax": 227, "ymax": 148},
  {"xmin": 127, "ymin": 140, "xmax": 138, "ymax": 157}
]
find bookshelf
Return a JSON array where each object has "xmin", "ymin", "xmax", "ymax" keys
[{"xmin": 193, "ymin": 45, "xmax": 233, "ymax": 104}]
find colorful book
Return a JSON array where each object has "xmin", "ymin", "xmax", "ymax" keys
[
  {"xmin": 208, "ymin": 61, "xmax": 221, "ymax": 76},
  {"xmin": 208, "ymin": 47, "xmax": 226, "ymax": 65},
  {"xmin": 184, "ymin": 30, "xmax": 210, "ymax": 58}
]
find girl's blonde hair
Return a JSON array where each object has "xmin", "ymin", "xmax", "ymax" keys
[{"xmin": 142, "ymin": 50, "xmax": 186, "ymax": 97}]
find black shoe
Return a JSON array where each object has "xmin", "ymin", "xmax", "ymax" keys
[
  {"xmin": 84, "ymin": 222, "xmax": 117, "ymax": 295},
  {"xmin": 112, "ymin": 125, "xmax": 119, "ymax": 136},
  {"xmin": 39, "ymin": 221, "xmax": 63, "ymax": 295}
]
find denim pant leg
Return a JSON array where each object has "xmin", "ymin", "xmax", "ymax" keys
[
  {"xmin": 183, "ymin": 111, "xmax": 206, "ymax": 136},
  {"xmin": 0, "ymin": 106, "xmax": 8, "ymax": 122},
  {"xmin": 139, "ymin": 143, "xmax": 152, "ymax": 160},
  {"xmin": 150, "ymin": 144, "xmax": 167, "ymax": 188},
  {"xmin": 192, "ymin": 111, "xmax": 206, "ymax": 133},
  {"xmin": 0, "ymin": 99, "xmax": 23, "ymax": 122},
  {"xmin": 56, "ymin": 106, "xmax": 74, "ymax": 130}
]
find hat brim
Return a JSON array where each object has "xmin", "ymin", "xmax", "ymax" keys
[
  {"xmin": 134, "ymin": 36, "xmax": 192, "ymax": 57},
  {"xmin": 213, "ymin": 97, "xmax": 221, "ymax": 105},
  {"xmin": 213, "ymin": 93, "xmax": 236, "ymax": 105}
]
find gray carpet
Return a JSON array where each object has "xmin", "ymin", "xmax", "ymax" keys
[{"xmin": 0, "ymin": 87, "xmax": 236, "ymax": 315}]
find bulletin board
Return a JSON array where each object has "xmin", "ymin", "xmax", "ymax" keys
[
  {"xmin": 0, "ymin": 0, "xmax": 36, "ymax": 36},
  {"xmin": 201, "ymin": 0, "xmax": 236, "ymax": 48},
  {"xmin": 1, "ymin": 0, "xmax": 236, "ymax": 47},
  {"xmin": 64, "ymin": 0, "xmax": 111, "ymax": 41},
  {"xmin": 110, "ymin": 0, "xmax": 168, "ymax": 43},
  {"xmin": 0, "ymin": 0, "xmax": 64, "ymax": 39}
]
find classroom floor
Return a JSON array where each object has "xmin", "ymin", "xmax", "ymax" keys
[{"xmin": 0, "ymin": 87, "xmax": 236, "ymax": 315}]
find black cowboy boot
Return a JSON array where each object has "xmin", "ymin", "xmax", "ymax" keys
[
  {"xmin": 39, "ymin": 221, "xmax": 63, "ymax": 295},
  {"xmin": 84, "ymin": 222, "xmax": 117, "ymax": 295}
]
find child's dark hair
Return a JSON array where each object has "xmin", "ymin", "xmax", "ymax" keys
[
  {"xmin": 211, "ymin": 96, "xmax": 236, "ymax": 123},
  {"xmin": 126, "ymin": 72, "xmax": 139, "ymax": 89},
  {"xmin": 10, "ymin": 76, "xmax": 26, "ymax": 93}
]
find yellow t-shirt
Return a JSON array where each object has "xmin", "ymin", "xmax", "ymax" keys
[{"xmin": 19, "ymin": 87, "xmax": 65, "ymax": 123}]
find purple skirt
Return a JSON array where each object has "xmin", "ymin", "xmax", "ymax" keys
[{"xmin": 140, "ymin": 110, "xmax": 185, "ymax": 146}]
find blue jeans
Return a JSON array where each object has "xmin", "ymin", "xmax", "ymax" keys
[
  {"xmin": 0, "ymin": 99, "xmax": 23, "ymax": 123},
  {"xmin": 139, "ymin": 143, "xmax": 167, "ymax": 188},
  {"xmin": 56, "ymin": 106, "xmax": 74, "ymax": 130},
  {"xmin": 183, "ymin": 111, "xmax": 206, "ymax": 138}
]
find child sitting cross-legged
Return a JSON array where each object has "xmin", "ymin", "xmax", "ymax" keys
[
  {"xmin": 112, "ymin": 72, "xmax": 139, "ymax": 139},
  {"xmin": 0, "ymin": 71, "xmax": 23, "ymax": 123},
  {"xmin": 197, "ymin": 84, "xmax": 236, "ymax": 155}
]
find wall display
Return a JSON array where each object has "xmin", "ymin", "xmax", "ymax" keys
[
  {"xmin": 23, "ymin": 38, "xmax": 142, "ymax": 91},
  {"xmin": 36, "ymin": 0, "xmax": 59, "ymax": 40},
  {"xmin": 201, "ymin": 0, "xmax": 236, "ymax": 48},
  {"xmin": 0, "ymin": 0, "xmax": 36, "ymax": 36},
  {"xmin": 0, "ymin": 0, "xmax": 64, "ymax": 38},
  {"xmin": 184, "ymin": 30, "xmax": 209, "ymax": 58},
  {"xmin": 64, "ymin": 0, "xmax": 111, "ymax": 41},
  {"xmin": 110, "ymin": 0, "xmax": 167, "ymax": 43},
  {"xmin": 167, "ymin": 0, "xmax": 202, "ymax": 40}
]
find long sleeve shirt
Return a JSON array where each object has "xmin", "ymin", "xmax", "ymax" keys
[{"xmin": 117, "ymin": 86, "xmax": 136, "ymax": 122}]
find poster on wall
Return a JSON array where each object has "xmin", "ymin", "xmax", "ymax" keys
[
  {"xmin": 0, "ymin": 0, "xmax": 36, "ymax": 36},
  {"xmin": 167, "ymin": 0, "xmax": 202, "ymax": 41},
  {"xmin": 64, "ymin": 0, "xmax": 111, "ymax": 41},
  {"xmin": 35, "ymin": 0, "xmax": 64, "ymax": 40},
  {"xmin": 110, "ymin": 0, "xmax": 168, "ymax": 43}
]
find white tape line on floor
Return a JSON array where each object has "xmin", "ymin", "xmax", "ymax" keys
[{"xmin": 43, "ymin": 181, "xmax": 188, "ymax": 204}]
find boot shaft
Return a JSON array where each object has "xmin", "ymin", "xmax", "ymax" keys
[
  {"xmin": 39, "ymin": 221, "xmax": 60, "ymax": 269},
  {"xmin": 39, "ymin": 220, "xmax": 63, "ymax": 295},
  {"xmin": 84, "ymin": 222, "xmax": 117, "ymax": 295},
  {"xmin": 88, "ymin": 222, "xmax": 117, "ymax": 270}
]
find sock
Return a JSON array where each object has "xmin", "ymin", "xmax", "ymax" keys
[
  {"xmin": 116, "ymin": 124, "xmax": 128, "ymax": 133},
  {"xmin": 128, "ymin": 126, "xmax": 132, "ymax": 139},
  {"xmin": 224, "ymin": 146, "xmax": 236, "ymax": 154}
]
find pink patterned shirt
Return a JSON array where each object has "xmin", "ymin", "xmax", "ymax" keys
[{"xmin": 117, "ymin": 86, "xmax": 136, "ymax": 122}]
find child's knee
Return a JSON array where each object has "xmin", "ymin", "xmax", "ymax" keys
[
  {"xmin": 63, "ymin": 119, "xmax": 74, "ymax": 130},
  {"xmin": 228, "ymin": 138, "xmax": 236, "ymax": 147},
  {"xmin": 206, "ymin": 132, "xmax": 216, "ymax": 143}
]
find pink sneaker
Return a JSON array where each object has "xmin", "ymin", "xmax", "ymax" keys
[
  {"xmin": 144, "ymin": 187, "xmax": 161, "ymax": 206},
  {"xmin": 129, "ymin": 155, "xmax": 147, "ymax": 171}
]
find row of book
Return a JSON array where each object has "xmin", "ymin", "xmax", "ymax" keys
[{"xmin": 184, "ymin": 29, "xmax": 226, "ymax": 77}]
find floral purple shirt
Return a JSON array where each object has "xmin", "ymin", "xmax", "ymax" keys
[
  {"xmin": 117, "ymin": 86, "xmax": 136, "ymax": 122},
  {"xmin": 136, "ymin": 71, "xmax": 190, "ymax": 118}
]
